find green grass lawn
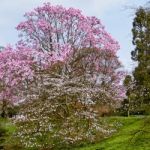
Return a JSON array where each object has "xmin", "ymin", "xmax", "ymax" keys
[
  {"xmin": 0, "ymin": 117, "xmax": 16, "ymax": 133},
  {"xmin": 76, "ymin": 116, "xmax": 150, "ymax": 150},
  {"xmin": 0, "ymin": 117, "xmax": 17, "ymax": 149}
]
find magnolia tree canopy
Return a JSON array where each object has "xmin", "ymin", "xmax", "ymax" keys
[{"xmin": 0, "ymin": 3, "xmax": 124, "ymax": 104}]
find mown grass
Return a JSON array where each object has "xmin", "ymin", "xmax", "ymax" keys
[
  {"xmin": 0, "ymin": 117, "xmax": 16, "ymax": 134},
  {"xmin": 76, "ymin": 116, "xmax": 150, "ymax": 150},
  {"xmin": 0, "ymin": 117, "xmax": 17, "ymax": 149}
]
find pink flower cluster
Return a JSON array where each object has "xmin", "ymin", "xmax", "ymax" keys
[
  {"xmin": 0, "ymin": 43, "xmax": 71, "ymax": 103},
  {"xmin": 17, "ymin": 2, "xmax": 119, "ymax": 53}
]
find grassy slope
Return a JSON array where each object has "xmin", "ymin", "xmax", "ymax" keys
[
  {"xmin": 0, "ymin": 117, "xmax": 16, "ymax": 133},
  {"xmin": 0, "ymin": 117, "xmax": 16, "ymax": 148},
  {"xmin": 77, "ymin": 116, "xmax": 150, "ymax": 150}
]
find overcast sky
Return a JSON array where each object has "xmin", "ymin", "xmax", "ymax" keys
[{"xmin": 0, "ymin": 0, "xmax": 147, "ymax": 71}]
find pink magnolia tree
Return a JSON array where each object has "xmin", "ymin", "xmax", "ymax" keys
[
  {"xmin": 0, "ymin": 42, "xmax": 70, "ymax": 117},
  {"xmin": 0, "ymin": 3, "xmax": 125, "ymax": 149},
  {"xmin": 15, "ymin": 2, "xmax": 124, "ymax": 103},
  {"xmin": 0, "ymin": 45, "xmax": 34, "ymax": 117}
]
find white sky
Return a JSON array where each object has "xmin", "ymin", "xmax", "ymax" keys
[{"xmin": 0, "ymin": 0, "xmax": 147, "ymax": 71}]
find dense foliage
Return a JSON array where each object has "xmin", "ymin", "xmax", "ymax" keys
[{"xmin": 131, "ymin": 7, "xmax": 150, "ymax": 113}]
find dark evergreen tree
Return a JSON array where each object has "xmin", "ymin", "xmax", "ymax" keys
[{"xmin": 131, "ymin": 7, "xmax": 150, "ymax": 113}]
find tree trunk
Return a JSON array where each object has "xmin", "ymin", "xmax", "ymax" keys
[
  {"xmin": 128, "ymin": 97, "xmax": 130, "ymax": 117},
  {"xmin": 1, "ymin": 100, "xmax": 7, "ymax": 118}
]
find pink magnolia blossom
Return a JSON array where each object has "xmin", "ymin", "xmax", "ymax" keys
[{"xmin": 16, "ymin": 3, "xmax": 119, "ymax": 53}]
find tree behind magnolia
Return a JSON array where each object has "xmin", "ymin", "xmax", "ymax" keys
[{"xmin": 131, "ymin": 7, "xmax": 150, "ymax": 113}]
